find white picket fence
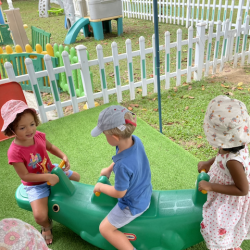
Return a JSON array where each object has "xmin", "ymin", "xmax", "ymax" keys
[
  {"xmin": 0, "ymin": 17, "xmax": 249, "ymax": 124},
  {"xmin": 122, "ymin": 0, "xmax": 250, "ymax": 29}
]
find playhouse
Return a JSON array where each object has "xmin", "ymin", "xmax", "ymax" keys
[{"xmin": 40, "ymin": 0, "xmax": 123, "ymax": 41}]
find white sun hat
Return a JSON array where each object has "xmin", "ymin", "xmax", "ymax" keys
[{"xmin": 203, "ymin": 95, "xmax": 250, "ymax": 148}]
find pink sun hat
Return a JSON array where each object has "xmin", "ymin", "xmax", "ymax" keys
[{"xmin": 1, "ymin": 100, "xmax": 36, "ymax": 132}]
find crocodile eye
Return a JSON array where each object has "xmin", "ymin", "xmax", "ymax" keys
[{"xmin": 52, "ymin": 204, "xmax": 60, "ymax": 213}]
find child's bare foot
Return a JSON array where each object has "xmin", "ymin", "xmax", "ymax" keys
[
  {"xmin": 41, "ymin": 219, "xmax": 53, "ymax": 245},
  {"xmin": 42, "ymin": 229, "xmax": 53, "ymax": 245}
]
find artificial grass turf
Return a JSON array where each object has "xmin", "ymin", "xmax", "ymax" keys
[{"xmin": 0, "ymin": 103, "xmax": 248, "ymax": 250}]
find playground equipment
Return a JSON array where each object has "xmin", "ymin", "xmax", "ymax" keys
[
  {"xmin": 38, "ymin": 0, "xmax": 123, "ymax": 42},
  {"xmin": 0, "ymin": 81, "xmax": 27, "ymax": 142},
  {"xmin": 39, "ymin": 0, "xmax": 65, "ymax": 18},
  {"xmin": 0, "ymin": 23, "xmax": 13, "ymax": 46},
  {"xmin": 31, "ymin": 26, "xmax": 51, "ymax": 51},
  {"xmin": 7, "ymin": 0, "xmax": 14, "ymax": 10},
  {"xmin": 0, "ymin": 44, "xmax": 57, "ymax": 93},
  {"xmin": 64, "ymin": 15, "xmax": 123, "ymax": 42},
  {"xmin": 4, "ymin": 8, "xmax": 29, "ymax": 51},
  {"xmin": 39, "ymin": 0, "xmax": 75, "ymax": 31},
  {"xmin": 0, "ymin": 1, "xmax": 4, "ymax": 24},
  {"xmin": 0, "ymin": 1, "xmax": 13, "ymax": 46},
  {"xmin": 15, "ymin": 165, "xmax": 210, "ymax": 249},
  {"xmin": 64, "ymin": 0, "xmax": 123, "ymax": 42},
  {"xmin": 0, "ymin": 43, "xmax": 93, "ymax": 97}
]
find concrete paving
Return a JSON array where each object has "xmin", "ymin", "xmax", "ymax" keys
[{"xmin": 23, "ymin": 91, "xmax": 58, "ymax": 121}]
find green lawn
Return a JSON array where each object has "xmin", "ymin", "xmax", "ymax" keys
[{"xmin": 1, "ymin": 1, "xmax": 250, "ymax": 249}]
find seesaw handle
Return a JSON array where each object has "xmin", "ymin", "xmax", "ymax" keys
[
  {"xmin": 47, "ymin": 160, "xmax": 65, "ymax": 185},
  {"xmin": 200, "ymin": 169, "xmax": 207, "ymax": 194},
  {"xmin": 95, "ymin": 192, "xmax": 101, "ymax": 196}
]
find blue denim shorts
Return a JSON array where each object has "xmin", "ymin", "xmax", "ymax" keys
[
  {"xmin": 107, "ymin": 203, "xmax": 149, "ymax": 229},
  {"xmin": 24, "ymin": 164, "xmax": 73, "ymax": 203}
]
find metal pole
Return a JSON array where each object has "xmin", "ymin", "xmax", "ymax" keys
[{"xmin": 153, "ymin": 0, "xmax": 162, "ymax": 133}]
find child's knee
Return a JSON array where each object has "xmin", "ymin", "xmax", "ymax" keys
[
  {"xmin": 99, "ymin": 222, "xmax": 106, "ymax": 236},
  {"xmin": 99, "ymin": 218, "xmax": 115, "ymax": 237},
  {"xmin": 33, "ymin": 213, "xmax": 47, "ymax": 224},
  {"xmin": 70, "ymin": 172, "xmax": 80, "ymax": 182}
]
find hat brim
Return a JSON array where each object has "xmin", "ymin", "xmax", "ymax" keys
[
  {"xmin": 91, "ymin": 126, "xmax": 103, "ymax": 137},
  {"xmin": 1, "ymin": 107, "xmax": 36, "ymax": 132}
]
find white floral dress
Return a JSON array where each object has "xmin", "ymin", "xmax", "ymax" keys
[
  {"xmin": 0, "ymin": 218, "xmax": 51, "ymax": 250},
  {"xmin": 201, "ymin": 146, "xmax": 250, "ymax": 250}
]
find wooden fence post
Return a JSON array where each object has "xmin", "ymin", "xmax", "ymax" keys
[
  {"xmin": 236, "ymin": 0, "xmax": 245, "ymax": 28},
  {"xmin": 204, "ymin": 21, "xmax": 214, "ymax": 77},
  {"xmin": 233, "ymin": 17, "xmax": 242, "ymax": 68},
  {"xmin": 111, "ymin": 42, "xmax": 123, "ymax": 102},
  {"xmin": 176, "ymin": 28, "xmax": 182, "ymax": 86},
  {"xmin": 24, "ymin": 59, "xmax": 48, "ymax": 123},
  {"xmin": 186, "ymin": 0, "xmax": 191, "ymax": 28},
  {"xmin": 97, "ymin": 44, "xmax": 109, "ymax": 104},
  {"xmin": 126, "ymin": 39, "xmax": 135, "ymax": 100},
  {"xmin": 212, "ymin": 20, "xmax": 222, "ymax": 74},
  {"xmin": 139, "ymin": 36, "xmax": 147, "ymax": 96},
  {"xmin": 194, "ymin": 22, "xmax": 206, "ymax": 81},
  {"xmin": 229, "ymin": 0, "xmax": 235, "ymax": 30},
  {"xmin": 61, "ymin": 51, "xmax": 79, "ymax": 113},
  {"xmin": 220, "ymin": 19, "xmax": 230, "ymax": 71},
  {"xmin": 152, "ymin": 34, "xmax": 158, "ymax": 93},
  {"xmin": 206, "ymin": 0, "xmax": 211, "ymax": 27},
  {"xmin": 241, "ymin": 15, "xmax": 249, "ymax": 66},
  {"xmin": 165, "ymin": 31, "xmax": 170, "ymax": 88},
  {"xmin": 75, "ymin": 45, "xmax": 95, "ymax": 109},
  {"xmin": 44, "ymin": 54, "xmax": 64, "ymax": 118},
  {"xmin": 187, "ymin": 26, "xmax": 194, "ymax": 82},
  {"xmin": 4, "ymin": 61, "xmax": 17, "ymax": 82},
  {"xmin": 181, "ymin": 0, "xmax": 185, "ymax": 26}
]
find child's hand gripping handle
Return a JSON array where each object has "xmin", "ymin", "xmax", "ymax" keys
[
  {"xmin": 200, "ymin": 169, "xmax": 207, "ymax": 194},
  {"xmin": 47, "ymin": 160, "xmax": 65, "ymax": 185},
  {"xmin": 94, "ymin": 176, "xmax": 111, "ymax": 197}
]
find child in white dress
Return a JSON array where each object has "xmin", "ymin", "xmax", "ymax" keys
[{"xmin": 198, "ymin": 95, "xmax": 250, "ymax": 250}]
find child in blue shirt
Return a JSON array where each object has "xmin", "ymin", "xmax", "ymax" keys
[{"xmin": 92, "ymin": 105, "xmax": 152, "ymax": 250}]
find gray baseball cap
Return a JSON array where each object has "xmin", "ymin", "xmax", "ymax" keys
[{"xmin": 91, "ymin": 105, "xmax": 136, "ymax": 137}]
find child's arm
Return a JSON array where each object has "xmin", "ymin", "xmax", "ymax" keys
[
  {"xmin": 199, "ymin": 160, "xmax": 249, "ymax": 196},
  {"xmin": 198, "ymin": 157, "xmax": 216, "ymax": 173},
  {"xmin": 100, "ymin": 162, "xmax": 115, "ymax": 178},
  {"xmin": 93, "ymin": 183, "xmax": 127, "ymax": 198},
  {"xmin": 46, "ymin": 139, "xmax": 70, "ymax": 171},
  {"xmin": 13, "ymin": 162, "xmax": 59, "ymax": 186}
]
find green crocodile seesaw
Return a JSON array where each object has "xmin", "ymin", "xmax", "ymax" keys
[{"xmin": 15, "ymin": 166, "xmax": 209, "ymax": 250}]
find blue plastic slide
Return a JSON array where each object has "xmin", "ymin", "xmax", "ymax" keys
[{"xmin": 64, "ymin": 18, "xmax": 90, "ymax": 44}]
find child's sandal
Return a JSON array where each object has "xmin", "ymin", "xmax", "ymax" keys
[
  {"xmin": 41, "ymin": 219, "xmax": 53, "ymax": 244},
  {"xmin": 234, "ymin": 248, "xmax": 242, "ymax": 250}
]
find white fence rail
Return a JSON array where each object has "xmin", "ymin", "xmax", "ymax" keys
[
  {"xmin": 122, "ymin": 0, "xmax": 250, "ymax": 28},
  {"xmin": 0, "ymin": 17, "xmax": 249, "ymax": 123}
]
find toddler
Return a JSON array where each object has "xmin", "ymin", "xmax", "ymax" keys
[
  {"xmin": 198, "ymin": 95, "xmax": 250, "ymax": 250},
  {"xmin": 1, "ymin": 100, "xmax": 80, "ymax": 245},
  {"xmin": 92, "ymin": 105, "xmax": 152, "ymax": 250}
]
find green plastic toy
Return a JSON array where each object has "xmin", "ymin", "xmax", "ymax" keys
[{"xmin": 15, "ymin": 167, "xmax": 209, "ymax": 250}]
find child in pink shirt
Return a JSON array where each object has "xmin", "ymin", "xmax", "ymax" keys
[{"xmin": 1, "ymin": 100, "xmax": 80, "ymax": 245}]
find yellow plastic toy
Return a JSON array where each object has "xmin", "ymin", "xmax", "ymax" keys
[
  {"xmin": 200, "ymin": 169, "xmax": 207, "ymax": 194},
  {"xmin": 47, "ymin": 160, "xmax": 65, "ymax": 185}
]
